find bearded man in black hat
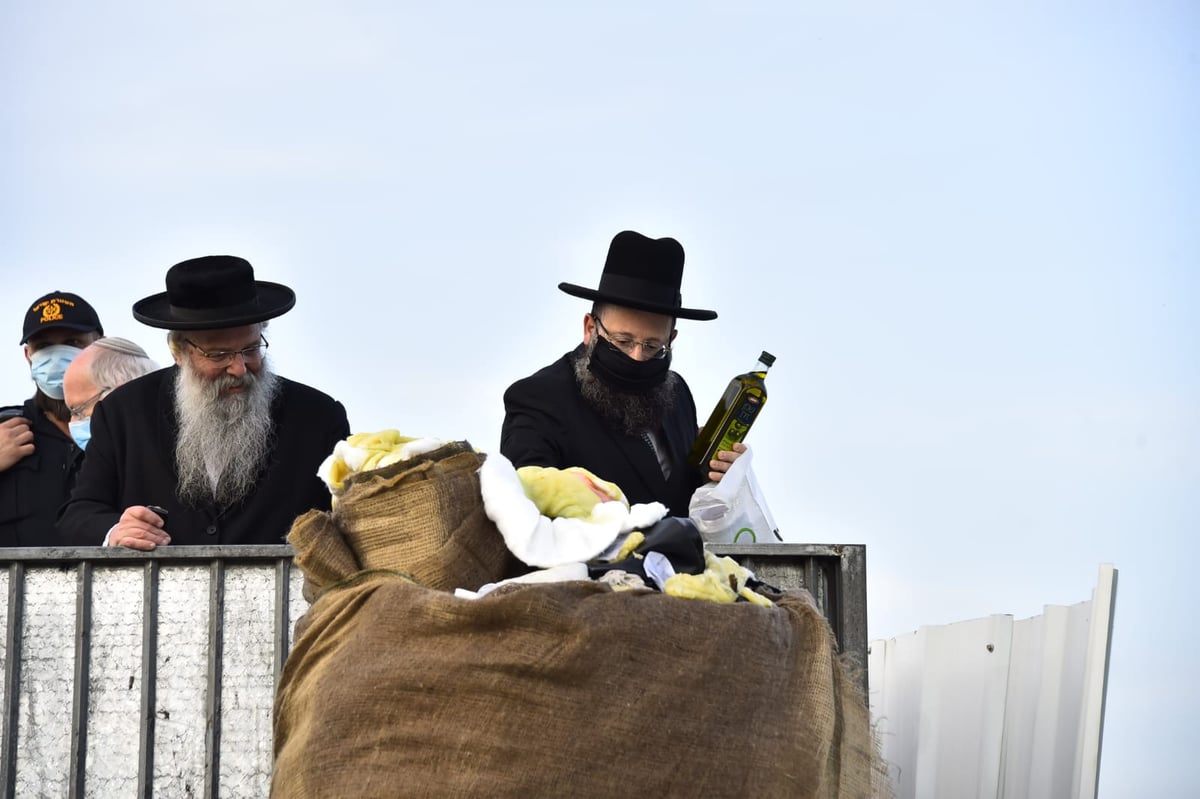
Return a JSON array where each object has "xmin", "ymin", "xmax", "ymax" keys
[
  {"xmin": 1, "ymin": 291, "xmax": 104, "ymax": 546},
  {"xmin": 500, "ymin": 230, "xmax": 743, "ymax": 517},
  {"xmin": 58, "ymin": 256, "xmax": 350, "ymax": 549}
]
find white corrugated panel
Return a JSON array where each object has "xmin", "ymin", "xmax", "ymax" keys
[{"xmin": 869, "ymin": 564, "xmax": 1118, "ymax": 799}]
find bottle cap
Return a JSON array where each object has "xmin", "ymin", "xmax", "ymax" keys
[{"xmin": 759, "ymin": 351, "xmax": 776, "ymax": 367}]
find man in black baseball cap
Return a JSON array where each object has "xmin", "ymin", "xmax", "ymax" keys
[
  {"xmin": 19, "ymin": 291, "xmax": 104, "ymax": 346},
  {"xmin": 1, "ymin": 290, "xmax": 104, "ymax": 546}
]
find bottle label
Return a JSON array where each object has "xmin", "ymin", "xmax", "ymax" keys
[
  {"xmin": 734, "ymin": 395, "xmax": 761, "ymax": 424},
  {"xmin": 715, "ymin": 397, "xmax": 762, "ymax": 453}
]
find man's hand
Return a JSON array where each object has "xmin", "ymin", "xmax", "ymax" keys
[
  {"xmin": 0, "ymin": 416, "xmax": 34, "ymax": 472},
  {"xmin": 705, "ymin": 441, "xmax": 748, "ymax": 483},
  {"xmin": 111, "ymin": 506, "xmax": 171, "ymax": 551}
]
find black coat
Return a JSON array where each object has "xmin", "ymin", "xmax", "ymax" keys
[
  {"xmin": 57, "ymin": 367, "xmax": 350, "ymax": 547},
  {"xmin": 0, "ymin": 398, "xmax": 84, "ymax": 547},
  {"xmin": 500, "ymin": 348, "xmax": 704, "ymax": 517}
]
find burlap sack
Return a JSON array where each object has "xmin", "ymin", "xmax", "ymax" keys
[
  {"xmin": 273, "ymin": 572, "xmax": 884, "ymax": 799},
  {"xmin": 278, "ymin": 442, "xmax": 889, "ymax": 798},
  {"xmin": 317, "ymin": 441, "xmax": 515, "ymax": 592}
]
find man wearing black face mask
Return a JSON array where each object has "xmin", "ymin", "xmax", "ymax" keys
[{"xmin": 500, "ymin": 230, "xmax": 744, "ymax": 517}]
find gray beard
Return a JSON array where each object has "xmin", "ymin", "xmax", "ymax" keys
[
  {"xmin": 572, "ymin": 340, "xmax": 679, "ymax": 437},
  {"xmin": 174, "ymin": 361, "xmax": 280, "ymax": 508}
]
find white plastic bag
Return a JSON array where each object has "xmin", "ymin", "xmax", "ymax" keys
[{"xmin": 688, "ymin": 447, "xmax": 781, "ymax": 544}]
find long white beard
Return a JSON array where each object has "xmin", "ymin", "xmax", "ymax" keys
[{"xmin": 174, "ymin": 360, "xmax": 281, "ymax": 508}]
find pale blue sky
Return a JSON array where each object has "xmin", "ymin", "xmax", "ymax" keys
[{"xmin": 3, "ymin": 2, "xmax": 1196, "ymax": 795}]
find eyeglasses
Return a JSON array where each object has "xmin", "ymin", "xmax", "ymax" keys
[
  {"xmin": 184, "ymin": 335, "xmax": 269, "ymax": 366},
  {"xmin": 593, "ymin": 315, "xmax": 671, "ymax": 360},
  {"xmin": 68, "ymin": 387, "xmax": 112, "ymax": 420}
]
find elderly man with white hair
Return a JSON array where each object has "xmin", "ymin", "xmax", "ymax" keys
[
  {"xmin": 62, "ymin": 337, "xmax": 158, "ymax": 451},
  {"xmin": 58, "ymin": 255, "xmax": 351, "ymax": 549}
]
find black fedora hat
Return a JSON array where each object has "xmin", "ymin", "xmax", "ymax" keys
[
  {"xmin": 132, "ymin": 255, "xmax": 296, "ymax": 330},
  {"xmin": 558, "ymin": 230, "xmax": 717, "ymax": 321}
]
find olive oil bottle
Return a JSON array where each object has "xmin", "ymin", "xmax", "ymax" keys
[{"xmin": 689, "ymin": 351, "xmax": 776, "ymax": 473}]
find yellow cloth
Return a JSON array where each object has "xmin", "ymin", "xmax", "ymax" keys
[
  {"xmin": 515, "ymin": 465, "xmax": 628, "ymax": 519},
  {"xmin": 664, "ymin": 551, "xmax": 774, "ymax": 607},
  {"xmin": 317, "ymin": 430, "xmax": 447, "ymax": 499}
]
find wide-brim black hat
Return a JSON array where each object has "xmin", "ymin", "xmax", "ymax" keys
[
  {"xmin": 132, "ymin": 255, "xmax": 296, "ymax": 330},
  {"xmin": 558, "ymin": 230, "xmax": 717, "ymax": 321}
]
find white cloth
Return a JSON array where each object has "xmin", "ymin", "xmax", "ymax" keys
[{"xmin": 478, "ymin": 452, "xmax": 667, "ymax": 568}]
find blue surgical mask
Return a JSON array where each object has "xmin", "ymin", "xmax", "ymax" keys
[
  {"xmin": 69, "ymin": 418, "xmax": 92, "ymax": 450},
  {"xmin": 29, "ymin": 344, "xmax": 82, "ymax": 400}
]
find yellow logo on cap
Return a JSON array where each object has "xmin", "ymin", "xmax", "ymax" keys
[
  {"xmin": 41, "ymin": 301, "xmax": 64, "ymax": 323},
  {"xmin": 31, "ymin": 298, "xmax": 74, "ymax": 325}
]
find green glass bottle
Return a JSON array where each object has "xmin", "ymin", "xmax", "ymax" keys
[{"xmin": 689, "ymin": 351, "xmax": 776, "ymax": 473}]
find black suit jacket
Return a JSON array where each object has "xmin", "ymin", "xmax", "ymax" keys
[
  {"xmin": 57, "ymin": 367, "xmax": 350, "ymax": 547},
  {"xmin": 500, "ymin": 347, "xmax": 704, "ymax": 517}
]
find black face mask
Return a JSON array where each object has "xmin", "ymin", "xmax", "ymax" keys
[{"xmin": 588, "ymin": 338, "xmax": 671, "ymax": 394}]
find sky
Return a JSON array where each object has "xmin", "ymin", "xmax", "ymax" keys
[{"xmin": 2, "ymin": 1, "xmax": 1197, "ymax": 795}]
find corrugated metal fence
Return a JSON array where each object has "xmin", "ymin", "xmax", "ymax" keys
[
  {"xmin": 0, "ymin": 543, "xmax": 866, "ymax": 798},
  {"xmin": 868, "ymin": 564, "xmax": 1117, "ymax": 799}
]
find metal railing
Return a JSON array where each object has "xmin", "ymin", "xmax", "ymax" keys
[{"xmin": 0, "ymin": 543, "xmax": 866, "ymax": 798}]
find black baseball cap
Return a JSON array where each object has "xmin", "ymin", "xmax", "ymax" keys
[{"xmin": 20, "ymin": 291, "xmax": 104, "ymax": 345}]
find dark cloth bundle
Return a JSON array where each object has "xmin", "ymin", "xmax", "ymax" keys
[
  {"xmin": 586, "ymin": 515, "xmax": 707, "ymax": 583},
  {"xmin": 275, "ymin": 444, "xmax": 887, "ymax": 798}
]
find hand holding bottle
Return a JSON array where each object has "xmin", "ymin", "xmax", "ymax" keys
[{"xmin": 701, "ymin": 441, "xmax": 748, "ymax": 483}]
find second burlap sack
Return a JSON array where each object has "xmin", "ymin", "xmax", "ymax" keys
[{"xmin": 317, "ymin": 441, "xmax": 515, "ymax": 592}]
